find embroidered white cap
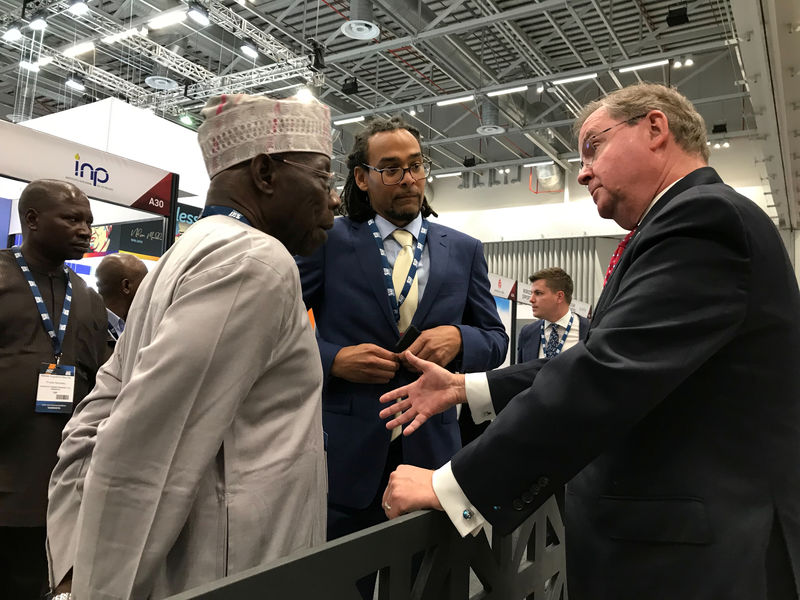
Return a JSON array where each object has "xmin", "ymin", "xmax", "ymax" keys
[{"xmin": 198, "ymin": 93, "xmax": 332, "ymax": 178}]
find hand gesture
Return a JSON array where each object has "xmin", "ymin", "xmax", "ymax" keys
[
  {"xmin": 331, "ymin": 344, "xmax": 400, "ymax": 383},
  {"xmin": 378, "ymin": 351, "xmax": 466, "ymax": 435},
  {"xmin": 403, "ymin": 325, "xmax": 462, "ymax": 369}
]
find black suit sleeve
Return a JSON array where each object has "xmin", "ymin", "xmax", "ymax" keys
[{"xmin": 453, "ymin": 189, "xmax": 752, "ymax": 534}]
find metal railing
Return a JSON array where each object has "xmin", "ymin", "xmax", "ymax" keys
[{"xmin": 167, "ymin": 496, "xmax": 566, "ymax": 600}]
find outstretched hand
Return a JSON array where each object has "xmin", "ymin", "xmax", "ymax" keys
[{"xmin": 378, "ymin": 351, "xmax": 467, "ymax": 436}]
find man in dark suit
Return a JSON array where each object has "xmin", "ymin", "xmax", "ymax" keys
[
  {"xmin": 517, "ymin": 267, "xmax": 589, "ymax": 363},
  {"xmin": 379, "ymin": 84, "xmax": 800, "ymax": 599},
  {"xmin": 295, "ymin": 117, "xmax": 507, "ymax": 560},
  {"xmin": 0, "ymin": 180, "xmax": 108, "ymax": 599}
]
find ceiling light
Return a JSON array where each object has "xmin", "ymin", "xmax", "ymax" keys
[
  {"xmin": 62, "ymin": 41, "xmax": 95, "ymax": 57},
  {"xmin": 295, "ymin": 86, "xmax": 314, "ymax": 102},
  {"xmin": 567, "ymin": 157, "xmax": 581, "ymax": 163},
  {"xmin": 68, "ymin": 0, "xmax": 90, "ymax": 16},
  {"xmin": 340, "ymin": 0, "xmax": 380, "ymax": 40},
  {"xmin": 536, "ymin": 84, "xmax": 545, "ymax": 94},
  {"xmin": 523, "ymin": 161, "xmax": 554, "ymax": 167},
  {"xmin": 427, "ymin": 176, "xmax": 433, "ymax": 182},
  {"xmin": 333, "ymin": 115, "xmax": 365, "ymax": 125},
  {"xmin": 147, "ymin": 10, "xmax": 187, "ymax": 30},
  {"xmin": 673, "ymin": 59, "xmax": 683, "ymax": 69},
  {"xmin": 436, "ymin": 94, "xmax": 474, "ymax": 106},
  {"xmin": 2, "ymin": 22, "xmax": 23, "ymax": 42},
  {"xmin": 713, "ymin": 142, "xmax": 721, "ymax": 149},
  {"xmin": 180, "ymin": 114, "xmax": 193, "ymax": 125},
  {"xmin": 102, "ymin": 27, "xmax": 145, "ymax": 44},
  {"xmin": 29, "ymin": 14, "xmax": 48, "ymax": 31},
  {"xmin": 722, "ymin": 141, "xmax": 730, "ymax": 148},
  {"xmin": 707, "ymin": 141, "xmax": 711, "ymax": 146},
  {"xmin": 618, "ymin": 59, "xmax": 669, "ymax": 73},
  {"xmin": 551, "ymin": 73, "xmax": 597, "ymax": 85},
  {"xmin": 684, "ymin": 56, "xmax": 694, "ymax": 66},
  {"xmin": 486, "ymin": 85, "xmax": 528, "ymax": 97},
  {"xmin": 240, "ymin": 39, "xmax": 258, "ymax": 59},
  {"xmin": 19, "ymin": 60, "xmax": 40, "ymax": 72},
  {"xmin": 37, "ymin": 56, "xmax": 53, "ymax": 67},
  {"xmin": 186, "ymin": 2, "xmax": 210, "ymax": 27},
  {"xmin": 435, "ymin": 172, "xmax": 462, "ymax": 178},
  {"xmin": 409, "ymin": 108, "xmax": 416, "ymax": 116},
  {"xmin": 66, "ymin": 74, "xmax": 85, "ymax": 91}
]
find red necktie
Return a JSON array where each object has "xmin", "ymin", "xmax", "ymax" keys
[{"xmin": 603, "ymin": 229, "xmax": 636, "ymax": 286}]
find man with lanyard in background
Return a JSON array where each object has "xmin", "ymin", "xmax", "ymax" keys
[
  {"xmin": 517, "ymin": 267, "xmax": 590, "ymax": 363},
  {"xmin": 0, "ymin": 179, "xmax": 108, "ymax": 599},
  {"xmin": 296, "ymin": 116, "xmax": 507, "ymax": 598},
  {"xmin": 46, "ymin": 93, "xmax": 339, "ymax": 600}
]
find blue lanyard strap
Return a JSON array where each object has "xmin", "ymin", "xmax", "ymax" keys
[
  {"xmin": 12, "ymin": 246, "xmax": 72, "ymax": 360},
  {"xmin": 200, "ymin": 205, "xmax": 252, "ymax": 226},
  {"xmin": 540, "ymin": 313, "xmax": 574, "ymax": 357},
  {"xmin": 367, "ymin": 218, "xmax": 429, "ymax": 324}
]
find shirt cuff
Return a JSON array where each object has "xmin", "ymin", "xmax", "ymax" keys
[
  {"xmin": 432, "ymin": 462, "xmax": 486, "ymax": 537},
  {"xmin": 465, "ymin": 372, "xmax": 495, "ymax": 424}
]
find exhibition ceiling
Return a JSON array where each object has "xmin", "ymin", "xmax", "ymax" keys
[{"xmin": 0, "ymin": 0, "xmax": 796, "ymax": 228}]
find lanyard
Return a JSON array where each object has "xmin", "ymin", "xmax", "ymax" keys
[
  {"xmin": 200, "ymin": 205, "xmax": 252, "ymax": 226},
  {"xmin": 12, "ymin": 246, "xmax": 72, "ymax": 362},
  {"xmin": 540, "ymin": 313, "xmax": 574, "ymax": 357},
  {"xmin": 367, "ymin": 218, "xmax": 428, "ymax": 324}
]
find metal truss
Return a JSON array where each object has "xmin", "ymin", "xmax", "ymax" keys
[{"xmin": 130, "ymin": 58, "xmax": 313, "ymax": 111}]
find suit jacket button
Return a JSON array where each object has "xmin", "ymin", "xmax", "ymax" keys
[
  {"xmin": 538, "ymin": 476, "xmax": 549, "ymax": 487},
  {"xmin": 512, "ymin": 499, "xmax": 524, "ymax": 511},
  {"xmin": 521, "ymin": 491, "xmax": 533, "ymax": 504},
  {"xmin": 462, "ymin": 509, "xmax": 473, "ymax": 520}
]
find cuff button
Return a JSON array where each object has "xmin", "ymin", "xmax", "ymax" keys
[{"xmin": 463, "ymin": 509, "xmax": 473, "ymax": 520}]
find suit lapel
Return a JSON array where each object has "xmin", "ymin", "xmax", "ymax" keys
[
  {"xmin": 413, "ymin": 223, "xmax": 448, "ymax": 326},
  {"xmin": 591, "ymin": 167, "xmax": 724, "ymax": 324},
  {"xmin": 349, "ymin": 219, "xmax": 399, "ymax": 333}
]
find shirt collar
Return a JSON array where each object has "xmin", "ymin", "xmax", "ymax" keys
[
  {"xmin": 638, "ymin": 177, "xmax": 682, "ymax": 225},
  {"xmin": 543, "ymin": 310, "xmax": 573, "ymax": 329},
  {"xmin": 374, "ymin": 212, "xmax": 423, "ymax": 241},
  {"xmin": 106, "ymin": 307, "xmax": 124, "ymax": 333}
]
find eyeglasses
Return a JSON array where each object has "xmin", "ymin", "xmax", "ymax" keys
[
  {"xmin": 272, "ymin": 156, "xmax": 340, "ymax": 192},
  {"xmin": 580, "ymin": 113, "xmax": 649, "ymax": 169},
  {"xmin": 360, "ymin": 160, "xmax": 431, "ymax": 186}
]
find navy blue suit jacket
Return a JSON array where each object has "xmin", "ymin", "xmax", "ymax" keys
[
  {"xmin": 453, "ymin": 168, "xmax": 800, "ymax": 598},
  {"xmin": 517, "ymin": 314, "xmax": 590, "ymax": 363},
  {"xmin": 297, "ymin": 216, "xmax": 507, "ymax": 509}
]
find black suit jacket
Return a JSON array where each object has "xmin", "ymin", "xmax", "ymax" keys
[{"xmin": 453, "ymin": 168, "xmax": 800, "ymax": 599}]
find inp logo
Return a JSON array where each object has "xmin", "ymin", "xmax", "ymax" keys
[{"xmin": 74, "ymin": 153, "xmax": 110, "ymax": 186}]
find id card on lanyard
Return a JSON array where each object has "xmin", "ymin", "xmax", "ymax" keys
[{"xmin": 12, "ymin": 246, "xmax": 76, "ymax": 414}]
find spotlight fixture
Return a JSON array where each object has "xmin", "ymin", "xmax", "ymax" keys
[
  {"xmin": 427, "ymin": 176, "xmax": 433, "ymax": 182},
  {"xmin": 551, "ymin": 73, "xmax": 597, "ymax": 85},
  {"xmin": 186, "ymin": 1, "xmax": 210, "ymax": 27},
  {"xmin": 711, "ymin": 123, "xmax": 728, "ymax": 134},
  {"xmin": 62, "ymin": 41, "xmax": 95, "ymax": 57},
  {"xmin": 722, "ymin": 141, "xmax": 730, "ymax": 148},
  {"xmin": 240, "ymin": 38, "xmax": 258, "ymax": 59},
  {"xmin": 29, "ymin": 13, "xmax": 48, "ymax": 31},
  {"xmin": 65, "ymin": 74, "xmax": 85, "ymax": 91},
  {"xmin": 673, "ymin": 58, "xmax": 683, "ymax": 69},
  {"xmin": 684, "ymin": 56, "xmax": 694, "ymax": 66},
  {"xmin": 333, "ymin": 115, "xmax": 365, "ymax": 126},
  {"xmin": 486, "ymin": 85, "xmax": 528, "ymax": 97},
  {"xmin": 436, "ymin": 94, "xmax": 474, "ymax": 106},
  {"xmin": 409, "ymin": 107, "xmax": 416, "ymax": 116},
  {"xmin": 666, "ymin": 5, "xmax": 689, "ymax": 27},
  {"xmin": 463, "ymin": 156, "xmax": 476, "ymax": 168},
  {"xmin": 179, "ymin": 114, "xmax": 193, "ymax": 125},
  {"xmin": 309, "ymin": 38, "xmax": 325, "ymax": 70},
  {"xmin": 295, "ymin": 86, "xmax": 314, "ymax": 102},
  {"xmin": 340, "ymin": 0, "xmax": 379, "ymax": 40},
  {"xmin": 618, "ymin": 59, "xmax": 669, "ymax": 73},
  {"xmin": 713, "ymin": 142, "xmax": 721, "ymax": 149},
  {"xmin": 341, "ymin": 77, "xmax": 359, "ymax": 95},
  {"xmin": 536, "ymin": 83, "xmax": 545, "ymax": 94},
  {"xmin": 147, "ymin": 10, "xmax": 187, "ymax": 30},
  {"xmin": 68, "ymin": 0, "xmax": 90, "ymax": 16},
  {"xmin": 2, "ymin": 22, "xmax": 23, "ymax": 42}
]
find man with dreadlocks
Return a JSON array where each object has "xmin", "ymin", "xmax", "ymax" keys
[{"xmin": 296, "ymin": 116, "xmax": 507, "ymax": 596}]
